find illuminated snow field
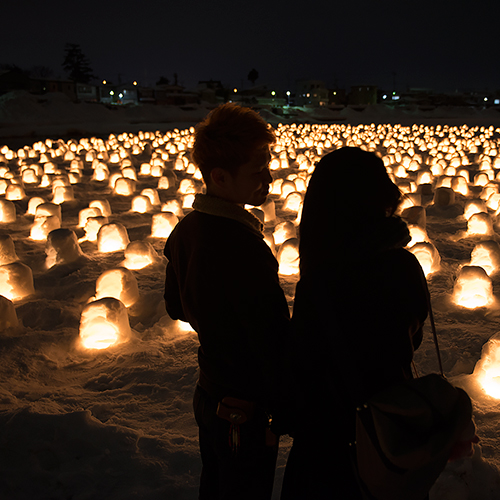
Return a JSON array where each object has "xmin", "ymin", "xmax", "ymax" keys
[{"xmin": 2, "ymin": 113, "xmax": 500, "ymax": 499}]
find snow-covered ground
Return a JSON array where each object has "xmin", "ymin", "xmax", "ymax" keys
[{"xmin": 1, "ymin": 91, "xmax": 500, "ymax": 499}]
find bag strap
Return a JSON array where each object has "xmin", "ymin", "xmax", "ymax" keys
[{"xmin": 426, "ymin": 281, "xmax": 444, "ymax": 377}]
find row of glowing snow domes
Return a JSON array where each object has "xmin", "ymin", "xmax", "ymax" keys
[{"xmin": 0, "ymin": 123, "xmax": 500, "ymax": 346}]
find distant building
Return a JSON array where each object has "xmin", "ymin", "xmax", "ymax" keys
[
  {"xmin": 328, "ymin": 88, "xmax": 346, "ymax": 106},
  {"xmin": 29, "ymin": 77, "xmax": 76, "ymax": 101},
  {"xmin": 155, "ymin": 84, "xmax": 198, "ymax": 105},
  {"xmin": 99, "ymin": 82, "xmax": 139, "ymax": 105},
  {"xmin": 295, "ymin": 80, "xmax": 329, "ymax": 107},
  {"xmin": 349, "ymin": 85, "xmax": 377, "ymax": 105},
  {"xmin": 76, "ymin": 83, "xmax": 98, "ymax": 102},
  {"xmin": 196, "ymin": 80, "xmax": 225, "ymax": 104},
  {"xmin": 236, "ymin": 86, "xmax": 287, "ymax": 107}
]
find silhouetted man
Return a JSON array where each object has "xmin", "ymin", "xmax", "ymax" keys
[{"xmin": 164, "ymin": 103, "xmax": 291, "ymax": 500}]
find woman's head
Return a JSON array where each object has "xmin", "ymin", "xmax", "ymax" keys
[
  {"xmin": 304, "ymin": 147, "xmax": 401, "ymax": 219},
  {"xmin": 299, "ymin": 147, "xmax": 402, "ymax": 268}
]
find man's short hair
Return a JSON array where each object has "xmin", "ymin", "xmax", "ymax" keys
[{"xmin": 192, "ymin": 103, "xmax": 275, "ymax": 183}]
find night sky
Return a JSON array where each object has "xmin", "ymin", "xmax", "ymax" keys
[{"xmin": 2, "ymin": 0, "xmax": 499, "ymax": 93}]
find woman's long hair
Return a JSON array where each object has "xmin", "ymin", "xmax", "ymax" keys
[{"xmin": 299, "ymin": 147, "xmax": 401, "ymax": 273}]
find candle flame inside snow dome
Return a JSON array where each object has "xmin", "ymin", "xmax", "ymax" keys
[
  {"xmin": 452, "ymin": 265, "xmax": 494, "ymax": 308},
  {"xmin": 122, "ymin": 241, "xmax": 158, "ymax": 270},
  {"xmin": 0, "ymin": 262, "xmax": 35, "ymax": 301},
  {"xmin": 473, "ymin": 332, "xmax": 500, "ymax": 398},
  {"xmin": 97, "ymin": 223, "xmax": 130, "ymax": 253},
  {"xmin": 94, "ymin": 267, "xmax": 139, "ymax": 307},
  {"xmin": 409, "ymin": 242, "xmax": 441, "ymax": 277},
  {"xmin": 277, "ymin": 238, "xmax": 300, "ymax": 276},
  {"xmin": 79, "ymin": 297, "xmax": 131, "ymax": 350},
  {"xmin": 470, "ymin": 241, "xmax": 500, "ymax": 276}
]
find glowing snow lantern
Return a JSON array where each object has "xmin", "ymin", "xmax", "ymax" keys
[
  {"xmin": 140, "ymin": 162, "xmax": 152, "ymax": 176},
  {"xmin": 52, "ymin": 185, "xmax": 75, "ymax": 204},
  {"xmin": 280, "ymin": 180, "xmax": 296, "ymax": 198},
  {"xmin": 273, "ymin": 221, "xmax": 296, "ymax": 246},
  {"xmin": 0, "ymin": 262, "xmax": 35, "ymax": 301},
  {"xmin": 486, "ymin": 193, "xmax": 500, "ymax": 212},
  {"xmin": 114, "ymin": 177, "xmax": 136, "ymax": 195},
  {"xmin": 473, "ymin": 332, "xmax": 500, "ymax": 398},
  {"xmin": 470, "ymin": 241, "xmax": 500, "ymax": 276},
  {"xmin": 270, "ymin": 179, "xmax": 284, "ymax": 195},
  {"xmin": 0, "ymin": 179, "xmax": 10, "ymax": 195},
  {"xmin": 39, "ymin": 174, "xmax": 51, "ymax": 188},
  {"xmin": 178, "ymin": 178, "xmax": 197, "ymax": 195},
  {"xmin": 79, "ymin": 297, "xmax": 131, "ymax": 350},
  {"xmin": 182, "ymin": 193, "xmax": 195, "ymax": 209},
  {"xmin": 121, "ymin": 166, "xmax": 137, "ymax": 181},
  {"xmin": 30, "ymin": 215, "xmax": 61, "ymax": 241},
  {"xmin": 35, "ymin": 203, "xmax": 62, "ymax": 223},
  {"xmin": 416, "ymin": 171, "xmax": 433, "ymax": 185},
  {"xmin": 409, "ymin": 242, "xmax": 441, "ymax": 277},
  {"xmin": 277, "ymin": 238, "xmax": 300, "ymax": 275},
  {"xmin": 122, "ymin": 241, "xmax": 158, "ymax": 270},
  {"xmin": 457, "ymin": 169, "xmax": 470, "ymax": 183},
  {"xmin": 282, "ymin": 192, "xmax": 303, "ymax": 213},
  {"xmin": 260, "ymin": 198, "xmax": 276, "ymax": 223},
  {"xmin": 94, "ymin": 267, "xmax": 139, "ymax": 307},
  {"xmin": 0, "ymin": 200, "xmax": 16, "ymax": 223},
  {"xmin": 177, "ymin": 320, "xmax": 195, "ymax": 333},
  {"xmin": 464, "ymin": 200, "xmax": 487, "ymax": 220},
  {"xmin": 157, "ymin": 176, "xmax": 171, "ymax": 189},
  {"xmin": 91, "ymin": 162, "xmax": 109, "ymax": 181},
  {"xmin": 22, "ymin": 168, "xmax": 39, "ymax": 185},
  {"xmin": 161, "ymin": 199, "xmax": 183, "ymax": 217},
  {"xmin": 151, "ymin": 164, "xmax": 165, "ymax": 177},
  {"xmin": 141, "ymin": 188, "xmax": 161, "ymax": 206},
  {"xmin": 131, "ymin": 195, "xmax": 153, "ymax": 213},
  {"xmin": 89, "ymin": 199, "xmax": 112, "ymax": 217},
  {"xmin": 466, "ymin": 212, "xmax": 494, "ymax": 236},
  {"xmin": 81, "ymin": 216, "xmax": 108, "ymax": 242},
  {"xmin": 474, "ymin": 173, "xmax": 490, "ymax": 187},
  {"xmin": 452, "ymin": 265, "xmax": 494, "ymax": 308},
  {"xmin": 45, "ymin": 228, "xmax": 84, "ymax": 269},
  {"xmin": 78, "ymin": 207, "xmax": 102, "ymax": 227},
  {"xmin": 109, "ymin": 151, "xmax": 121, "ymax": 164},
  {"xmin": 151, "ymin": 212, "xmax": 179, "ymax": 238},
  {"xmin": 27, "ymin": 197, "xmax": 45, "ymax": 215},
  {"xmin": 97, "ymin": 223, "xmax": 130, "ymax": 253},
  {"xmin": 407, "ymin": 225, "xmax": 429, "ymax": 247},
  {"xmin": 451, "ymin": 176, "xmax": 469, "ymax": 197},
  {"xmin": 0, "ymin": 235, "xmax": 19, "ymax": 265},
  {"xmin": 393, "ymin": 165, "xmax": 408, "ymax": 178},
  {"xmin": 0, "ymin": 295, "xmax": 18, "ymax": 331},
  {"xmin": 5, "ymin": 184, "xmax": 25, "ymax": 201}
]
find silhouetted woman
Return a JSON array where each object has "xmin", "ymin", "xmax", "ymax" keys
[{"xmin": 281, "ymin": 147, "xmax": 429, "ymax": 499}]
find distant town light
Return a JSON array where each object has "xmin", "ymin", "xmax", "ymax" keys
[
  {"xmin": 495, "ymin": 99, "xmax": 500, "ymax": 105},
  {"xmin": 110, "ymin": 91, "xmax": 114, "ymax": 96},
  {"xmin": 102, "ymin": 80, "xmax": 107, "ymax": 85},
  {"xmin": 383, "ymin": 94, "xmax": 387, "ymax": 99},
  {"xmin": 484, "ymin": 97, "xmax": 488, "ymax": 102},
  {"xmin": 286, "ymin": 91, "xmax": 291, "ymax": 96},
  {"xmin": 133, "ymin": 81, "xmax": 138, "ymax": 86},
  {"xmin": 233, "ymin": 88, "xmax": 238, "ymax": 93},
  {"xmin": 271, "ymin": 91, "xmax": 276, "ymax": 96}
]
